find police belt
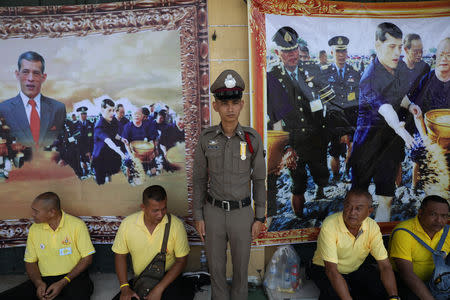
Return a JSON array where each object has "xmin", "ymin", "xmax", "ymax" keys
[{"xmin": 207, "ymin": 195, "xmax": 251, "ymax": 211}]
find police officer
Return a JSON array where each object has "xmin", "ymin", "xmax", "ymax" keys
[
  {"xmin": 267, "ymin": 26, "xmax": 331, "ymax": 218},
  {"xmin": 76, "ymin": 106, "xmax": 94, "ymax": 178},
  {"xmin": 193, "ymin": 70, "xmax": 266, "ymax": 300},
  {"xmin": 322, "ymin": 35, "xmax": 360, "ymax": 182}
]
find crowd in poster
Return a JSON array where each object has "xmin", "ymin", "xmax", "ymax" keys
[{"xmin": 264, "ymin": 15, "xmax": 449, "ymax": 232}]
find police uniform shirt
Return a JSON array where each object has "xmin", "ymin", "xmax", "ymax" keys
[
  {"xmin": 323, "ymin": 63, "xmax": 360, "ymax": 111},
  {"xmin": 193, "ymin": 123, "xmax": 266, "ymax": 220},
  {"xmin": 267, "ymin": 64, "xmax": 327, "ymax": 159},
  {"xmin": 24, "ymin": 211, "xmax": 95, "ymax": 277},
  {"xmin": 78, "ymin": 119, "xmax": 94, "ymax": 154}
]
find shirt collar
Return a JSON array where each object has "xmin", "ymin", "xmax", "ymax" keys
[
  {"xmin": 413, "ymin": 215, "xmax": 444, "ymax": 240},
  {"xmin": 285, "ymin": 67, "xmax": 298, "ymax": 79},
  {"xmin": 20, "ymin": 91, "xmax": 41, "ymax": 108},
  {"xmin": 214, "ymin": 123, "xmax": 246, "ymax": 141},
  {"xmin": 337, "ymin": 211, "xmax": 368, "ymax": 237},
  {"xmin": 43, "ymin": 210, "xmax": 65, "ymax": 232},
  {"xmin": 136, "ymin": 211, "xmax": 169, "ymax": 231}
]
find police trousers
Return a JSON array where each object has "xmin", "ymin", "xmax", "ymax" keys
[{"xmin": 203, "ymin": 201, "xmax": 254, "ymax": 300}]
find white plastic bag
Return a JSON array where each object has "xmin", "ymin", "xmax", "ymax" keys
[{"xmin": 263, "ymin": 245, "xmax": 302, "ymax": 293}]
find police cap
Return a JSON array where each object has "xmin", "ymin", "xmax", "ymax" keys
[
  {"xmin": 76, "ymin": 106, "xmax": 88, "ymax": 114},
  {"xmin": 273, "ymin": 26, "xmax": 299, "ymax": 51},
  {"xmin": 210, "ymin": 69, "xmax": 245, "ymax": 101},
  {"xmin": 328, "ymin": 36, "xmax": 349, "ymax": 50}
]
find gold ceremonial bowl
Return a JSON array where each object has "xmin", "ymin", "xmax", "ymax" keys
[
  {"xmin": 131, "ymin": 140, "xmax": 155, "ymax": 162},
  {"xmin": 267, "ymin": 130, "xmax": 289, "ymax": 174},
  {"xmin": 425, "ymin": 109, "xmax": 450, "ymax": 152}
]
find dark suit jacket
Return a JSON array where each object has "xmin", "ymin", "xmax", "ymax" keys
[{"xmin": 0, "ymin": 94, "xmax": 66, "ymax": 147}]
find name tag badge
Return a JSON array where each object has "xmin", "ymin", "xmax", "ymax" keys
[
  {"xmin": 59, "ymin": 247, "xmax": 72, "ymax": 256},
  {"xmin": 310, "ymin": 99, "xmax": 323, "ymax": 112},
  {"xmin": 347, "ymin": 92, "xmax": 356, "ymax": 101},
  {"xmin": 240, "ymin": 141, "xmax": 247, "ymax": 160}
]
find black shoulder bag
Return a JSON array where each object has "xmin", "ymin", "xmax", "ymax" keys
[{"xmin": 133, "ymin": 214, "xmax": 171, "ymax": 299}]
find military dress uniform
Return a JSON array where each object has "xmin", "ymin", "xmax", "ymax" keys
[
  {"xmin": 193, "ymin": 70, "xmax": 266, "ymax": 300},
  {"xmin": 322, "ymin": 62, "xmax": 360, "ymax": 158},
  {"xmin": 75, "ymin": 107, "xmax": 94, "ymax": 177},
  {"xmin": 267, "ymin": 27, "xmax": 330, "ymax": 212}
]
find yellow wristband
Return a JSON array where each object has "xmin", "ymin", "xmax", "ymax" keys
[
  {"xmin": 120, "ymin": 283, "xmax": 130, "ymax": 289},
  {"xmin": 64, "ymin": 276, "xmax": 71, "ymax": 283}
]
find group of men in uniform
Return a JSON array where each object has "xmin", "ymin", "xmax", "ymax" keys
[{"xmin": 266, "ymin": 22, "xmax": 444, "ymax": 222}]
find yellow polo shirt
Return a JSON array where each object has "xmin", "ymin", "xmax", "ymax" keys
[
  {"xmin": 312, "ymin": 212, "xmax": 388, "ymax": 274},
  {"xmin": 24, "ymin": 211, "xmax": 95, "ymax": 277},
  {"xmin": 112, "ymin": 212, "xmax": 190, "ymax": 277},
  {"xmin": 389, "ymin": 216, "xmax": 450, "ymax": 281}
]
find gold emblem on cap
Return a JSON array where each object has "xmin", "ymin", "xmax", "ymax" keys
[
  {"xmin": 338, "ymin": 37, "xmax": 343, "ymax": 45},
  {"xmin": 284, "ymin": 32, "xmax": 292, "ymax": 42}
]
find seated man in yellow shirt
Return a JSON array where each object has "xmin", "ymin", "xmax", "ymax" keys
[
  {"xmin": 389, "ymin": 195, "xmax": 449, "ymax": 300},
  {"xmin": 310, "ymin": 188, "xmax": 399, "ymax": 300},
  {"xmin": 0, "ymin": 192, "xmax": 95, "ymax": 300},
  {"xmin": 112, "ymin": 185, "xmax": 192, "ymax": 300}
]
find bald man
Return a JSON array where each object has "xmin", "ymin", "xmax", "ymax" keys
[{"xmin": 0, "ymin": 192, "xmax": 95, "ymax": 300}]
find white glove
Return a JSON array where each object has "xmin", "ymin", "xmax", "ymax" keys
[{"xmin": 378, "ymin": 104, "xmax": 414, "ymax": 148}]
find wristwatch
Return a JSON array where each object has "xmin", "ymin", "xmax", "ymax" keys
[{"xmin": 255, "ymin": 217, "xmax": 266, "ymax": 223}]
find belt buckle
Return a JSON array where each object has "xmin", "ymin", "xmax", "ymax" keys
[{"xmin": 222, "ymin": 201, "xmax": 230, "ymax": 211}]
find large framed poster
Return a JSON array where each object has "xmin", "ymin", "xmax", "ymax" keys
[
  {"xmin": 249, "ymin": 0, "xmax": 450, "ymax": 246},
  {"xmin": 0, "ymin": 0, "xmax": 209, "ymax": 247}
]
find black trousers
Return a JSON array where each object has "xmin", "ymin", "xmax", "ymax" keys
[
  {"xmin": 0, "ymin": 271, "xmax": 93, "ymax": 300},
  {"xmin": 310, "ymin": 263, "xmax": 388, "ymax": 300},
  {"xmin": 395, "ymin": 272, "xmax": 421, "ymax": 300},
  {"xmin": 112, "ymin": 275, "xmax": 194, "ymax": 300}
]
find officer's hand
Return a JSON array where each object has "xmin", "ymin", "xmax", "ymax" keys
[
  {"xmin": 195, "ymin": 220, "xmax": 206, "ymax": 243},
  {"xmin": 35, "ymin": 281, "xmax": 47, "ymax": 300},
  {"xmin": 282, "ymin": 147, "xmax": 298, "ymax": 170},
  {"xmin": 252, "ymin": 221, "xmax": 263, "ymax": 240},
  {"xmin": 44, "ymin": 279, "xmax": 66, "ymax": 300},
  {"xmin": 340, "ymin": 134, "xmax": 350, "ymax": 145},
  {"xmin": 120, "ymin": 285, "xmax": 140, "ymax": 300},
  {"xmin": 86, "ymin": 152, "xmax": 92, "ymax": 159}
]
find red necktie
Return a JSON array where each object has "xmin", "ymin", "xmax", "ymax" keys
[{"xmin": 28, "ymin": 99, "xmax": 40, "ymax": 145}]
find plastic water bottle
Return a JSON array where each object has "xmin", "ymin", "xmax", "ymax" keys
[
  {"xmin": 200, "ymin": 249, "xmax": 208, "ymax": 272},
  {"xmin": 266, "ymin": 259, "xmax": 277, "ymax": 290},
  {"xmin": 290, "ymin": 264, "xmax": 299, "ymax": 290}
]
